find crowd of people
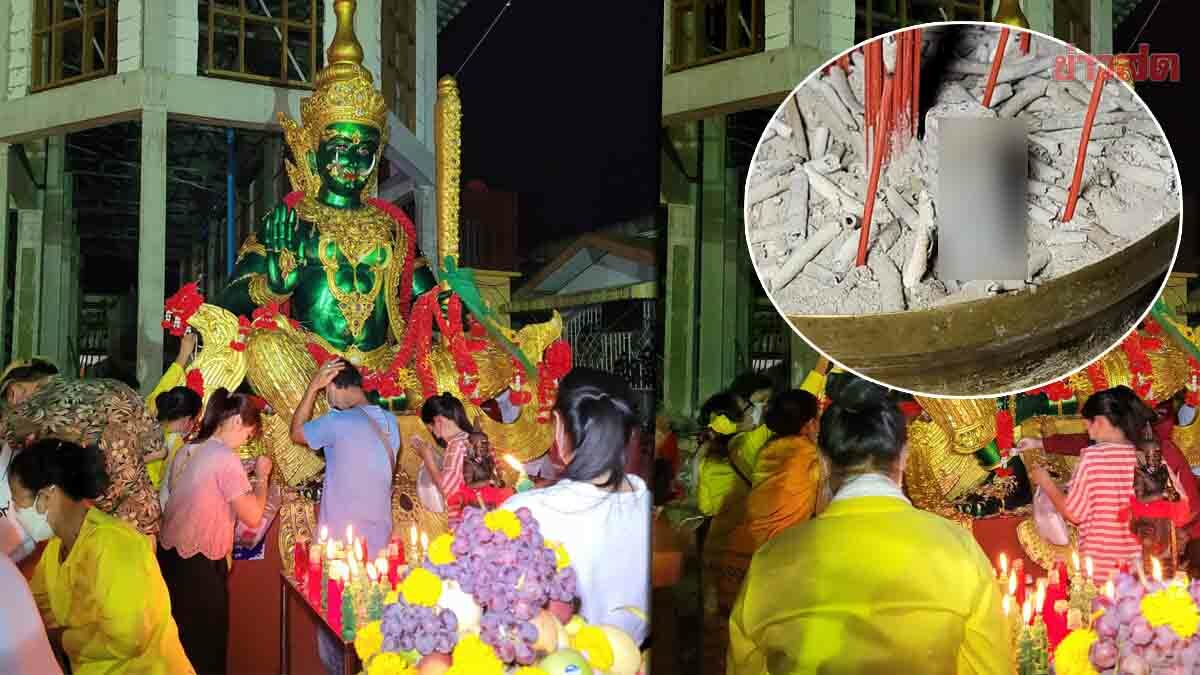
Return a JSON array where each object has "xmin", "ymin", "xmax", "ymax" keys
[
  {"xmin": 679, "ymin": 358, "xmax": 1200, "ymax": 674},
  {"xmin": 0, "ymin": 329, "xmax": 652, "ymax": 675}
]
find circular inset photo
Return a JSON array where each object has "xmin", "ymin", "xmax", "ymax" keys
[{"xmin": 745, "ymin": 22, "xmax": 1182, "ymax": 397}]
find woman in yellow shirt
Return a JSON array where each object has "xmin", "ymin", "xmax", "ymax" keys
[
  {"xmin": 727, "ymin": 377, "xmax": 1010, "ymax": 675},
  {"xmin": 8, "ymin": 439, "xmax": 193, "ymax": 674},
  {"xmin": 144, "ymin": 332, "xmax": 200, "ymax": 490}
]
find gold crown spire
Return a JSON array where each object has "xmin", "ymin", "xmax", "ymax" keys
[{"xmin": 280, "ymin": 0, "xmax": 389, "ymax": 195}]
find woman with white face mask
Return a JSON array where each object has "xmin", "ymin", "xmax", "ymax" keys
[{"xmin": 7, "ymin": 439, "xmax": 194, "ymax": 674}]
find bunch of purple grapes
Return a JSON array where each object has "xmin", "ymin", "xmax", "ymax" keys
[
  {"xmin": 379, "ymin": 599, "xmax": 459, "ymax": 656},
  {"xmin": 422, "ymin": 507, "xmax": 579, "ymax": 663},
  {"xmin": 1085, "ymin": 573, "xmax": 1200, "ymax": 674}
]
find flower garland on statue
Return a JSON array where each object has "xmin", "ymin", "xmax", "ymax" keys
[
  {"xmin": 536, "ymin": 341, "xmax": 573, "ymax": 423},
  {"xmin": 162, "ymin": 283, "xmax": 205, "ymax": 337},
  {"xmin": 352, "ymin": 507, "xmax": 645, "ymax": 675}
]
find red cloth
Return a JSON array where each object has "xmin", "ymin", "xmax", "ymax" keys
[
  {"xmin": 1042, "ymin": 424, "xmax": 1200, "ymax": 536},
  {"xmin": 447, "ymin": 484, "xmax": 514, "ymax": 527}
]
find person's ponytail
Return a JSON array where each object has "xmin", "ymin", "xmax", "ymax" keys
[
  {"xmin": 194, "ymin": 388, "xmax": 261, "ymax": 441},
  {"xmin": 555, "ymin": 368, "xmax": 638, "ymax": 490}
]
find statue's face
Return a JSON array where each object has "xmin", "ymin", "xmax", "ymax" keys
[{"xmin": 310, "ymin": 122, "xmax": 381, "ymax": 197}]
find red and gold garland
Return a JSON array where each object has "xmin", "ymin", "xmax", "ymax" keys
[
  {"xmin": 186, "ymin": 369, "xmax": 206, "ymax": 397},
  {"xmin": 162, "ymin": 283, "xmax": 205, "ymax": 336},
  {"xmin": 536, "ymin": 340, "xmax": 573, "ymax": 423}
]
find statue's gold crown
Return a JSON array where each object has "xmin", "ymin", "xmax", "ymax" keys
[{"xmin": 295, "ymin": 0, "xmax": 388, "ymax": 137}]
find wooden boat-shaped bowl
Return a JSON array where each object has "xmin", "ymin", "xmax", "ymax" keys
[{"xmin": 788, "ymin": 217, "xmax": 1181, "ymax": 397}]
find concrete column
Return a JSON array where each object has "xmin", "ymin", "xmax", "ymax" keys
[
  {"xmin": 0, "ymin": 0, "xmax": 11, "ymax": 99},
  {"xmin": 0, "ymin": 143, "xmax": 10, "ymax": 366},
  {"xmin": 415, "ymin": 184, "xmax": 437, "ymax": 264},
  {"xmin": 256, "ymin": 137, "xmax": 283, "ymax": 222},
  {"xmin": 663, "ymin": 202, "xmax": 699, "ymax": 419},
  {"xmin": 117, "ymin": 0, "xmax": 143, "ymax": 73},
  {"xmin": 1022, "ymin": 0, "xmax": 1054, "ymax": 36},
  {"xmin": 137, "ymin": 107, "xmax": 168, "ymax": 394},
  {"xmin": 142, "ymin": 0, "xmax": 169, "ymax": 71},
  {"xmin": 1090, "ymin": 0, "xmax": 1113, "ymax": 56},
  {"xmin": 7, "ymin": 0, "xmax": 32, "ymax": 100},
  {"xmin": 167, "ymin": 0, "xmax": 199, "ymax": 76},
  {"xmin": 39, "ymin": 137, "xmax": 67, "ymax": 370},
  {"xmin": 12, "ymin": 208, "xmax": 42, "ymax": 361},
  {"xmin": 414, "ymin": 0, "xmax": 437, "ymax": 150}
]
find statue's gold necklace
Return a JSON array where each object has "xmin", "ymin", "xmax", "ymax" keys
[{"xmin": 294, "ymin": 196, "xmax": 395, "ymax": 339}]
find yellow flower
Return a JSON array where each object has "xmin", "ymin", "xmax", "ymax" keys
[
  {"xmin": 484, "ymin": 509, "xmax": 522, "ymax": 540},
  {"xmin": 546, "ymin": 540, "xmax": 570, "ymax": 570},
  {"xmin": 355, "ymin": 621, "xmax": 384, "ymax": 661},
  {"xmin": 445, "ymin": 635, "xmax": 504, "ymax": 675},
  {"xmin": 512, "ymin": 668, "xmax": 549, "ymax": 675},
  {"xmin": 1141, "ymin": 585, "xmax": 1200, "ymax": 638},
  {"xmin": 1053, "ymin": 629, "xmax": 1099, "ymax": 675},
  {"xmin": 366, "ymin": 651, "xmax": 416, "ymax": 675},
  {"xmin": 385, "ymin": 589, "xmax": 399, "ymax": 605},
  {"xmin": 400, "ymin": 567, "xmax": 443, "ymax": 607},
  {"xmin": 429, "ymin": 533, "xmax": 457, "ymax": 565},
  {"xmin": 570, "ymin": 625, "xmax": 614, "ymax": 671}
]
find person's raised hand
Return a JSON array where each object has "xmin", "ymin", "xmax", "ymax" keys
[
  {"xmin": 254, "ymin": 455, "xmax": 273, "ymax": 479},
  {"xmin": 1028, "ymin": 464, "xmax": 1054, "ymax": 489},
  {"xmin": 309, "ymin": 359, "xmax": 344, "ymax": 391},
  {"xmin": 178, "ymin": 332, "xmax": 199, "ymax": 364}
]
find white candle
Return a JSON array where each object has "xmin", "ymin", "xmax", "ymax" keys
[
  {"xmin": 319, "ymin": 526, "xmax": 328, "ymax": 543},
  {"xmin": 998, "ymin": 553, "xmax": 1008, "ymax": 579},
  {"xmin": 1007, "ymin": 571, "xmax": 1017, "ymax": 596},
  {"xmin": 1002, "ymin": 595, "xmax": 1010, "ymax": 616},
  {"xmin": 409, "ymin": 525, "xmax": 417, "ymax": 547},
  {"xmin": 1071, "ymin": 551, "xmax": 1080, "ymax": 574},
  {"xmin": 1105, "ymin": 580, "xmax": 1114, "ymax": 599},
  {"xmin": 420, "ymin": 532, "xmax": 429, "ymax": 559},
  {"xmin": 1153, "ymin": 558, "xmax": 1164, "ymax": 583},
  {"xmin": 346, "ymin": 524, "xmax": 354, "ymax": 547},
  {"xmin": 1022, "ymin": 599, "xmax": 1032, "ymax": 626},
  {"xmin": 1085, "ymin": 556, "xmax": 1094, "ymax": 580}
]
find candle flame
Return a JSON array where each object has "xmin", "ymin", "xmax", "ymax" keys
[
  {"xmin": 1085, "ymin": 557, "xmax": 1094, "ymax": 579},
  {"xmin": 1072, "ymin": 551, "xmax": 1080, "ymax": 573},
  {"xmin": 1153, "ymin": 558, "xmax": 1163, "ymax": 583},
  {"xmin": 346, "ymin": 524, "xmax": 353, "ymax": 545},
  {"xmin": 1023, "ymin": 599, "xmax": 1032, "ymax": 625},
  {"xmin": 1035, "ymin": 584, "xmax": 1046, "ymax": 611},
  {"xmin": 1002, "ymin": 595, "xmax": 1010, "ymax": 616},
  {"xmin": 410, "ymin": 525, "xmax": 417, "ymax": 546},
  {"xmin": 326, "ymin": 539, "xmax": 335, "ymax": 559},
  {"xmin": 367, "ymin": 563, "xmax": 378, "ymax": 581},
  {"xmin": 319, "ymin": 526, "xmax": 328, "ymax": 542},
  {"xmin": 504, "ymin": 454, "xmax": 523, "ymax": 471},
  {"xmin": 1008, "ymin": 571, "xmax": 1017, "ymax": 596},
  {"xmin": 1105, "ymin": 580, "xmax": 1115, "ymax": 599},
  {"xmin": 998, "ymin": 553, "xmax": 1008, "ymax": 578}
]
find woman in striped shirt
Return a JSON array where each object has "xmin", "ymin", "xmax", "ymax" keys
[{"xmin": 1030, "ymin": 388, "xmax": 1145, "ymax": 578}]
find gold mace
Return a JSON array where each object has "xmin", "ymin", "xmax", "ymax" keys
[
  {"xmin": 435, "ymin": 76, "xmax": 463, "ymax": 288},
  {"xmin": 992, "ymin": 0, "xmax": 1030, "ymax": 29}
]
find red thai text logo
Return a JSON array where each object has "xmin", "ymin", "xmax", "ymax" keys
[{"xmin": 1054, "ymin": 44, "xmax": 1180, "ymax": 82}]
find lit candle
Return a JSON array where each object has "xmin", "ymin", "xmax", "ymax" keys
[
  {"xmin": 319, "ymin": 526, "xmax": 328, "ymax": 543},
  {"xmin": 1153, "ymin": 558, "xmax": 1164, "ymax": 583},
  {"xmin": 1023, "ymin": 599, "xmax": 1032, "ymax": 626},
  {"xmin": 1085, "ymin": 556, "xmax": 1094, "ymax": 581},
  {"xmin": 504, "ymin": 454, "xmax": 535, "ymax": 492},
  {"xmin": 1105, "ymin": 580, "xmax": 1115, "ymax": 599},
  {"xmin": 1008, "ymin": 572, "xmax": 1017, "ymax": 597},
  {"xmin": 998, "ymin": 553, "xmax": 1008, "ymax": 579},
  {"xmin": 354, "ymin": 540, "xmax": 364, "ymax": 562},
  {"xmin": 326, "ymin": 539, "xmax": 335, "ymax": 563},
  {"xmin": 410, "ymin": 525, "xmax": 417, "ymax": 549},
  {"xmin": 1035, "ymin": 582, "xmax": 1046, "ymax": 616},
  {"xmin": 346, "ymin": 524, "xmax": 354, "ymax": 547},
  {"xmin": 420, "ymin": 532, "xmax": 429, "ymax": 561},
  {"xmin": 1002, "ymin": 595, "xmax": 1010, "ymax": 616},
  {"xmin": 1071, "ymin": 551, "xmax": 1080, "ymax": 575}
]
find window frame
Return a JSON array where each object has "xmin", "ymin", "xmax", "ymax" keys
[
  {"xmin": 668, "ymin": 0, "xmax": 765, "ymax": 73},
  {"xmin": 855, "ymin": 0, "xmax": 987, "ymax": 42},
  {"xmin": 203, "ymin": 0, "xmax": 320, "ymax": 89},
  {"xmin": 30, "ymin": 0, "xmax": 118, "ymax": 93}
]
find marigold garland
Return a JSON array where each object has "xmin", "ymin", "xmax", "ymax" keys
[
  {"xmin": 428, "ymin": 533, "xmax": 457, "ymax": 566},
  {"xmin": 399, "ymin": 567, "xmax": 443, "ymax": 607},
  {"xmin": 365, "ymin": 651, "xmax": 415, "ymax": 675},
  {"xmin": 445, "ymin": 635, "xmax": 504, "ymax": 675},
  {"xmin": 1141, "ymin": 585, "xmax": 1200, "ymax": 639},
  {"xmin": 483, "ymin": 509, "xmax": 522, "ymax": 540},
  {"xmin": 355, "ymin": 620, "xmax": 385, "ymax": 661},
  {"xmin": 1052, "ymin": 628, "xmax": 1098, "ymax": 675}
]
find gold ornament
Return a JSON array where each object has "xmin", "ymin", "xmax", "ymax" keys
[
  {"xmin": 1017, "ymin": 518, "xmax": 1078, "ymax": 572},
  {"xmin": 1173, "ymin": 422, "xmax": 1200, "ymax": 466},
  {"xmin": 436, "ymin": 76, "xmax": 463, "ymax": 272},
  {"xmin": 248, "ymin": 275, "xmax": 293, "ymax": 307},
  {"xmin": 1111, "ymin": 54, "xmax": 1136, "ymax": 86},
  {"xmin": 183, "ymin": 303, "xmax": 249, "ymax": 408},
  {"xmin": 904, "ymin": 417, "xmax": 991, "ymax": 508},
  {"xmin": 992, "ymin": 0, "xmax": 1030, "ymax": 29},
  {"xmin": 237, "ymin": 233, "xmax": 267, "ymax": 263},
  {"xmin": 914, "ymin": 396, "xmax": 999, "ymax": 457},
  {"xmin": 278, "ymin": 249, "xmax": 299, "ymax": 281},
  {"xmin": 279, "ymin": 0, "xmax": 388, "ymax": 200}
]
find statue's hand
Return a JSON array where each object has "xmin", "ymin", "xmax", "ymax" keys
[{"xmin": 263, "ymin": 205, "xmax": 301, "ymax": 294}]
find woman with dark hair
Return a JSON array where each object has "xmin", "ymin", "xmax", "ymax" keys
[
  {"xmin": 728, "ymin": 377, "xmax": 1009, "ymax": 675},
  {"xmin": 502, "ymin": 367, "xmax": 650, "ymax": 645},
  {"xmin": 1029, "ymin": 387, "xmax": 1146, "ymax": 579},
  {"xmin": 144, "ymin": 332, "xmax": 201, "ymax": 491},
  {"xmin": 9, "ymin": 440, "xmax": 192, "ymax": 674},
  {"xmin": 157, "ymin": 388, "xmax": 270, "ymax": 674},
  {"xmin": 696, "ymin": 391, "xmax": 752, "ymax": 517},
  {"xmin": 411, "ymin": 392, "xmax": 479, "ymax": 522},
  {"xmin": 744, "ymin": 389, "xmax": 826, "ymax": 548}
]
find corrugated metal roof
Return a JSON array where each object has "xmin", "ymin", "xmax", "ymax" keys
[{"xmin": 438, "ymin": 0, "xmax": 472, "ymax": 31}]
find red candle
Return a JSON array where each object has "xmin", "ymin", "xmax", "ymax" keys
[
  {"xmin": 328, "ymin": 573, "xmax": 343, "ymax": 631},
  {"xmin": 1012, "ymin": 560, "xmax": 1026, "ymax": 606},
  {"xmin": 293, "ymin": 543, "xmax": 308, "ymax": 582},
  {"xmin": 388, "ymin": 541, "xmax": 403, "ymax": 588},
  {"xmin": 1055, "ymin": 561, "xmax": 1068, "ymax": 589}
]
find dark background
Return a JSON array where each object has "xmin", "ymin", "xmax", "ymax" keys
[
  {"xmin": 438, "ymin": 0, "xmax": 664, "ymax": 246},
  {"xmin": 1115, "ymin": 0, "xmax": 1194, "ymax": 272}
]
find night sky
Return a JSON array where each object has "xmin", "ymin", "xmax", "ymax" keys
[{"xmin": 437, "ymin": 0, "xmax": 663, "ymax": 245}]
